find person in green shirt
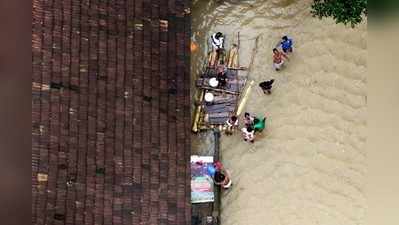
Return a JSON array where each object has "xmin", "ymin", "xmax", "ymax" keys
[{"xmin": 253, "ymin": 117, "xmax": 266, "ymax": 133}]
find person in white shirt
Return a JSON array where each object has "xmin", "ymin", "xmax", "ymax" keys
[
  {"xmin": 211, "ymin": 32, "xmax": 224, "ymax": 50},
  {"xmin": 225, "ymin": 115, "xmax": 239, "ymax": 135},
  {"xmin": 241, "ymin": 126, "xmax": 255, "ymax": 143}
]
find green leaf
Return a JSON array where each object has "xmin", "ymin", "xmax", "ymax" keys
[{"xmin": 311, "ymin": 0, "xmax": 367, "ymax": 28}]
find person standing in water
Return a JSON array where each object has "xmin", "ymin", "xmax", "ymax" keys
[
  {"xmin": 244, "ymin": 112, "xmax": 255, "ymax": 127},
  {"xmin": 241, "ymin": 126, "xmax": 255, "ymax": 143},
  {"xmin": 213, "ymin": 169, "xmax": 232, "ymax": 189},
  {"xmin": 272, "ymin": 48, "xmax": 288, "ymax": 71},
  {"xmin": 277, "ymin": 35, "xmax": 293, "ymax": 53},
  {"xmin": 253, "ymin": 117, "xmax": 266, "ymax": 133},
  {"xmin": 259, "ymin": 79, "xmax": 275, "ymax": 94}
]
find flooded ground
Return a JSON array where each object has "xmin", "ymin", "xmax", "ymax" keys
[{"xmin": 191, "ymin": 0, "xmax": 367, "ymax": 225}]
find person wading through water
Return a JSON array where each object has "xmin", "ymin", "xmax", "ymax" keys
[
  {"xmin": 272, "ymin": 48, "xmax": 289, "ymax": 71},
  {"xmin": 253, "ymin": 117, "xmax": 266, "ymax": 133},
  {"xmin": 241, "ymin": 126, "xmax": 255, "ymax": 143},
  {"xmin": 244, "ymin": 112, "xmax": 255, "ymax": 127},
  {"xmin": 213, "ymin": 169, "xmax": 232, "ymax": 189},
  {"xmin": 259, "ymin": 79, "xmax": 275, "ymax": 94},
  {"xmin": 277, "ymin": 35, "xmax": 293, "ymax": 53}
]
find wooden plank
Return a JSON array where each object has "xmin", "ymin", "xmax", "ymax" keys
[
  {"xmin": 205, "ymin": 103, "xmax": 235, "ymax": 111},
  {"xmin": 208, "ymin": 117, "xmax": 229, "ymax": 124},
  {"xmin": 213, "ymin": 96, "xmax": 236, "ymax": 104},
  {"xmin": 205, "ymin": 104, "xmax": 235, "ymax": 113},
  {"xmin": 200, "ymin": 87, "xmax": 239, "ymax": 95},
  {"xmin": 207, "ymin": 112, "xmax": 230, "ymax": 118},
  {"xmin": 206, "ymin": 108, "xmax": 235, "ymax": 115}
]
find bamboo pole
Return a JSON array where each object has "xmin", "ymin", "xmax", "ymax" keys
[
  {"xmin": 226, "ymin": 66, "xmax": 247, "ymax": 70},
  {"xmin": 208, "ymin": 50, "xmax": 217, "ymax": 67},
  {"xmin": 227, "ymin": 46, "xmax": 237, "ymax": 68},
  {"xmin": 247, "ymin": 35, "xmax": 260, "ymax": 76},
  {"xmin": 199, "ymin": 86, "xmax": 240, "ymax": 95},
  {"xmin": 237, "ymin": 32, "xmax": 240, "ymax": 68},
  {"xmin": 192, "ymin": 91, "xmax": 205, "ymax": 132},
  {"xmin": 235, "ymin": 35, "xmax": 259, "ymax": 116},
  {"xmin": 232, "ymin": 48, "xmax": 238, "ymax": 68},
  {"xmin": 236, "ymin": 80, "xmax": 254, "ymax": 116}
]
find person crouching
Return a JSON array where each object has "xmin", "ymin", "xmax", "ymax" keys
[
  {"xmin": 259, "ymin": 79, "xmax": 275, "ymax": 94},
  {"xmin": 241, "ymin": 126, "xmax": 255, "ymax": 143},
  {"xmin": 224, "ymin": 115, "xmax": 239, "ymax": 135},
  {"xmin": 213, "ymin": 169, "xmax": 232, "ymax": 189}
]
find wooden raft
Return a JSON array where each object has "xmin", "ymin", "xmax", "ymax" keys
[{"xmin": 192, "ymin": 33, "xmax": 249, "ymax": 132}]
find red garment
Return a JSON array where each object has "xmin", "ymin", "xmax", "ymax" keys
[{"xmin": 214, "ymin": 161, "xmax": 223, "ymax": 170}]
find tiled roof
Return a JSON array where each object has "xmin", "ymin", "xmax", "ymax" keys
[{"xmin": 32, "ymin": 0, "xmax": 191, "ymax": 224}]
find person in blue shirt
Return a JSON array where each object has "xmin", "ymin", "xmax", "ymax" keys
[{"xmin": 278, "ymin": 36, "xmax": 293, "ymax": 53}]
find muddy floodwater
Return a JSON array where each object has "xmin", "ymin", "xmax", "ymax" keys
[{"xmin": 191, "ymin": 0, "xmax": 367, "ymax": 225}]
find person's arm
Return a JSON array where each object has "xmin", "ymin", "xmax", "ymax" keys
[
  {"xmin": 282, "ymin": 52, "xmax": 289, "ymax": 60},
  {"xmin": 211, "ymin": 34, "xmax": 219, "ymax": 49},
  {"xmin": 223, "ymin": 174, "xmax": 230, "ymax": 185},
  {"xmin": 223, "ymin": 169, "xmax": 230, "ymax": 178}
]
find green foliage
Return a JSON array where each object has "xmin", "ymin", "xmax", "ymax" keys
[{"xmin": 311, "ymin": 0, "xmax": 367, "ymax": 28}]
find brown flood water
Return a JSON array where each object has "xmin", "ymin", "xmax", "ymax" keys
[{"xmin": 191, "ymin": 0, "xmax": 367, "ymax": 225}]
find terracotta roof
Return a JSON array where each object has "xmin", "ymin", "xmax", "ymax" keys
[{"xmin": 32, "ymin": 0, "xmax": 191, "ymax": 224}]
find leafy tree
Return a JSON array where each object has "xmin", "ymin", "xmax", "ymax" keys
[{"xmin": 311, "ymin": 0, "xmax": 367, "ymax": 28}]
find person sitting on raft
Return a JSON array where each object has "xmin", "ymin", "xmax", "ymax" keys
[
  {"xmin": 259, "ymin": 79, "xmax": 275, "ymax": 94},
  {"xmin": 213, "ymin": 169, "xmax": 232, "ymax": 189},
  {"xmin": 272, "ymin": 48, "xmax": 289, "ymax": 71},
  {"xmin": 241, "ymin": 126, "xmax": 255, "ymax": 143},
  {"xmin": 211, "ymin": 32, "xmax": 224, "ymax": 50},
  {"xmin": 217, "ymin": 70, "xmax": 228, "ymax": 88},
  {"xmin": 224, "ymin": 115, "xmax": 239, "ymax": 135},
  {"xmin": 277, "ymin": 35, "xmax": 293, "ymax": 53}
]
